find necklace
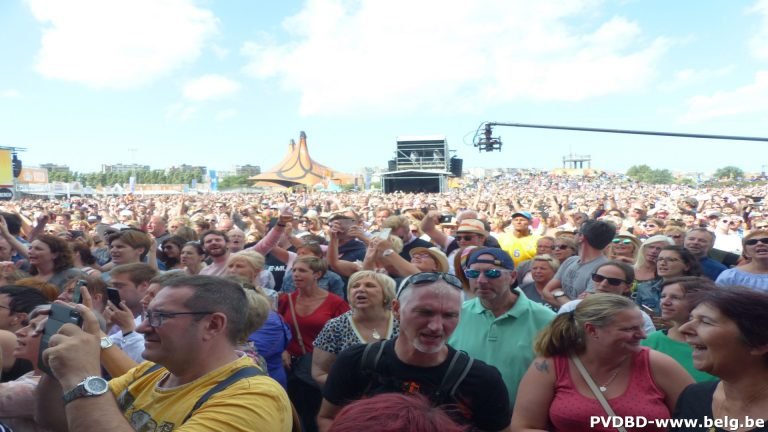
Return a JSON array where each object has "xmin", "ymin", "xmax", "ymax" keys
[
  {"xmin": 370, "ymin": 328, "xmax": 381, "ymax": 340},
  {"xmin": 599, "ymin": 368, "xmax": 621, "ymax": 392}
]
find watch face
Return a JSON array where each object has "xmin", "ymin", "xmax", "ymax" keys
[{"xmin": 84, "ymin": 377, "xmax": 109, "ymax": 394}]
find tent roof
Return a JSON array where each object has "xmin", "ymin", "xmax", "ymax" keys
[{"xmin": 249, "ymin": 132, "xmax": 340, "ymax": 187}]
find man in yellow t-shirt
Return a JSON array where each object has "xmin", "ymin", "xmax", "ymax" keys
[
  {"xmin": 498, "ymin": 212, "xmax": 540, "ymax": 267},
  {"xmin": 37, "ymin": 275, "xmax": 293, "ymax": 432}
]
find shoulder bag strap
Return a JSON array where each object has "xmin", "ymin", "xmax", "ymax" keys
[
  {"xmin": 287, "ymin": 294, "xmax": 306, "ymax": 355},
  {"xmin": 183, "ymin": 366, "xmax": 266, "ymax": 423},
  {"xmin": 571, "ymin": 355, "xmax": 627, "ymax": 432}
]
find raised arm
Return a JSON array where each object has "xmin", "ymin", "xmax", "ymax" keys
[{"xmin": 420, "ymin": 211, "xmax": 447, "ymax": 249}]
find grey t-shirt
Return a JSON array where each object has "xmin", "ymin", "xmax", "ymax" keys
[{"xmin": 554, "ymin": 255, "xmax": 609, "ymax": 299}]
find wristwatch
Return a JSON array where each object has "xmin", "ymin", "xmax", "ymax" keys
[
  {"xmin": 63, "ymin": 376, "xmax": 110, "ymax": 405},
  {"xmin": 552, "ymin": 290, "xmax": 567, "ymax": 299},
  {"xmin": 100, "ymin": 336, "xmax": 113, "ymax": 350},
  {"xmin": 382, "ymin": 248, "xmax": 395, "ymax": 257}
]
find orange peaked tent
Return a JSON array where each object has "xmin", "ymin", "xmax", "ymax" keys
[{"xmin": 249, "ymin": 132, "xmax": 352, "ymax": 188}]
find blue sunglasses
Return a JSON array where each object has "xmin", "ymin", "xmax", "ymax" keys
[{"xmin": 464, "ymin": 269, "xmax": 507, "ymax": 279}]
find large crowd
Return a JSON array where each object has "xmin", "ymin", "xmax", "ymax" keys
[{"xmin": 0, "ymin": 171, "xmax": 766, "ymax": 431}]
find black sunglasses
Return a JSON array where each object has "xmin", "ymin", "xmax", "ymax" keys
[
  {"xmin": 591, "ymin": 273, "xmax": 627, "ymax": 286},
  {"xmin": 553, "ymin": 245, "xmax": 571, "ymax": 250},
  {"xmin": 745, "ymin": 238, "xmax": 768, "ymax": 246},
  {"xmin": 396, "ymin": 272, "xmax": 463, "ymax": 298},
  {"xmin": 456, "ymin": 235, "xmax": 477, "ymax": 241}
]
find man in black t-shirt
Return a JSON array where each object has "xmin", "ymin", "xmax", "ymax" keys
[{"xmin": 317, "ymin": 272, "xmax": 512, "ymax": 432}]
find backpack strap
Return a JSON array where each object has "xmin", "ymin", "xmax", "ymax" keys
[
  {"xmin": 433, "ymin": 350, "xmax": 474, "ymax": 405},
  {"xmin": 360, "ymin": 340, "xmax": 389, "ymax": 373},
  {"xmin": 182, "ymin": 366, "xmax": 266, "ymax": 423}
]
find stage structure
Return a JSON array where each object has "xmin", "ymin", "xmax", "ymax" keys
[{"xmin": 380, "ymin": 136, "xmax": 461, "ymax": 193}]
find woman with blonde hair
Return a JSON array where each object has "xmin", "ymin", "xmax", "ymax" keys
[
  {"xmin": 512, "ymin": 294, "xmax": 692, "ymax": 431},
  {"xmin": 311, "ymin": 271, "xmax": 398, "ymax": 386},
  {"xmin": 226, "ymin": 251, "xmax": 277, "ymax": 301}
]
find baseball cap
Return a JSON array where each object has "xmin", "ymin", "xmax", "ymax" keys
[
  {"xmin": 511, "ymin": 211, "xmax": 532, "ymax": 221},
  {"xmin": 466, "ymin": 248, "xmax": 514, "ymax": 270}
]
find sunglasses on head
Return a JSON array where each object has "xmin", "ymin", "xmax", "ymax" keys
[
  {"xmin": 396, "ymin": 272, "xmax": 463, "ymax": 298},
  {"xmin": 745, "ymin": 238, "xmax": 768, "ymax": 246},
  {"xmin": 591, "ymin": 273, "xmax": 626, "ymax": 286},
  {"xmin": 612, "ymin": 238, "xmax": 632, "ymax": 244},
  {"xmin": 464, "ymin": 268, "xmax": 507, "ymax": 279}
]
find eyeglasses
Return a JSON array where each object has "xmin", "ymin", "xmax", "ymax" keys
[
  {"xmin": 456, "ymin": 235, "xmax": 477, "ymax": 241},
  {"xmin": 591, "ymin": 273, "xmax": 627, "ymax": 286},
  {"xmin": 553, "ymin": 245, "xmax": 570, "ymax": 250},
  {"xmin": 612, "ymin": 238, "xmax": 632, "ymax": 244},
  {"xmin": 411, "ymin": 252, "xmax": 431, "ymax": 259},
  {"xmin": 465, "ymin": 268, "xmax": 509, "ymax": 279},
  {"xmin": 145, "ymin": 310, "xmax": 214, "ymax": 328},
  {"xmin": 745, "ymin": 238, "xmax": 768, "ymax": 246},
  {"xmin": 656, "ymin": 257, "xmax": 681, "ymax": 263},
  {"xmin": 396, "ymin": 272, "xmax": 462, "ymax": 298}
]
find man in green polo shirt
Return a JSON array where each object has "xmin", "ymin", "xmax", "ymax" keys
[{"xmin": 448, "ymin": 248, "xmax": 555, "ymax": 409}]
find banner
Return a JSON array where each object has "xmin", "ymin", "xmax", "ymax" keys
[
  {"xmin": 19, "ymin": 167, "xmax": 49, "ymax": 184},
  {"xmin": 0, "ymin": 150, "xmax": 12, "ymax": 186}
]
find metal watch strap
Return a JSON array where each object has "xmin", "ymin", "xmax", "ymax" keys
[{"xmin": 62, "ymin": 376, "xmax": 109, "ymax": 405}]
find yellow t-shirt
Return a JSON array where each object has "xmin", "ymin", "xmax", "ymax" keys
[
  {"xmin": 498, "ymin": 233, "xmax": 540, "ymax": 267},
  {"xmin": 109, "ymin": 355, "xmax": 292, "ymax": 432}
]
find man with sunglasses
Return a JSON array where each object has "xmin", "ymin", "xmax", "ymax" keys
[
  {"xmin": 35, "ymin": 275, "xmax": 293, "ymax": 431},
  {"xmin": 318, "ymin": 272, "xmax": 512, "ymax": 432},
  {"xmin": 543, "ymin": 219, "xmax": 616, "ymax": 308},
  {"xmin": 449, "ymin": 248, "xmax": 554, "ymax": 410}
]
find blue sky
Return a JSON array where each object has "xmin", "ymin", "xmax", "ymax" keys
[{"xmin": 2, "ymin": 0, "xmax": 768, "ymax": 177}]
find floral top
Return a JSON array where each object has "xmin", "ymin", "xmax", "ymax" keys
[{"xmin": 313, "ymin": 310, "xmax": 399, "ymax": 354}]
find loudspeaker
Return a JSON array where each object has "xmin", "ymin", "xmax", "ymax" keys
[
  {"xmin": 387, "ymin": 160, "xmax": 397, "ymax": 171},
  {"xmin": 11, "ymin": 154, "xmax": 21, "ymax": 178},
  {"xmin": 449, "ymin": 158, "xmax": 463, "ymax": 177}
]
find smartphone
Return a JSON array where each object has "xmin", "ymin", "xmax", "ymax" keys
[
  {"xmin": 107, "ymin": 287, "xmax": 121, "ymax": 306},
  {"xmin": 72, "ymin": 279, "xmax": 87, "ymax": 304},
  {"xmin": 39, "ymin": 303, "xmax": 83, "ymax": 376},
  {"xmin": 378, "ymin": 228, "xmax": 392, "ymax": 239},
  {"xmin": 438, "ymin": 214, "xmax": 453, "ymax": 224}
]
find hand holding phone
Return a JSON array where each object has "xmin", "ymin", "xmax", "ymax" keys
[
  {"xmin": 378, "ymin": 228, "xmax": 392, "ymax": 239},
  {"xmin": 39, "ymin": 304, "xmax": 83, "ymax": 376}
]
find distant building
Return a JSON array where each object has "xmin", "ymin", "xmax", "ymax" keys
[
  {"xmin": 102, "ymin": 163, "xmax": 150, "ymax": 174},
  {"xmin": 235, "ymin": 164, "xmax": 261, "ymax": 177},
  {"xmin": 40, "ymin": 163, "xmax": 70, "ymax": 174},
  {"xmin": 169, "ymin": 164, "xmax": 207, "ymax": 176}
]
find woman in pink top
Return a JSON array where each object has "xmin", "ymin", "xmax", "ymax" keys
[{"xmin": 512, "ymin": 294, "xmax": 693, "ymax": 432}]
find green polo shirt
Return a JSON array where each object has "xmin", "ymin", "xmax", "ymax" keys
[{"xmin": 448, "ymin": 290, "xmax": 555, "ymax": 408}]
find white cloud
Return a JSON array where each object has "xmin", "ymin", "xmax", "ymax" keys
[
  {"xmin": 241, "ymin": 0, "xmax": 669, "ymax": 116},
  {"xmin": 216, "ymin": 109, "xmax": 237, "ymax": 121},
  {"xmin": 749, "ymin": 0, "xmax": 768, "ymax": 60},
  {"xmin": 165, "ymin": 102, "xmax": 198, "ymax": 121},
  {"xmin": 679, "ymin": 70, "xmax": 768, "ymax": 123},
  {"xmin": 26, "ymin": 0, "xmax": 218, "ymax": 89},
  {"xmin": 0, "ymin": 89, "xmax": 20, "ymax": 98},
  {"xmin": 659, "ymin": 66, "xmax": 734, "ymax": 90},
  {"xmin": 182, "ymin": 74, "xmax": 241, "ymax": 101}
]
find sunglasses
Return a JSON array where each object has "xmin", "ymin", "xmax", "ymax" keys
[
  {"xmin": 396, "ymin": 272, "xmax": 463, "ymax": 298},
  {"xmin": 591, "ymin": 273, "xmax": 627, "ymax": 286},
  {"xmin": 745, "ymin": 238, "xmax": 768, "ymax": 246},
  {"xmin": 456, "ymin": 235, "xmax": 477, "ymax": 241},
  {"xmin": 464, "ymin": 268, "xmax": 508, "ymax": 279},
  {"xmin": 612, "ymin": 238, "xmax": 632, "ymax": 244},
  {"xmin": 553, "ymin": 245, "xmax": 570, "ymax": 250}
]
